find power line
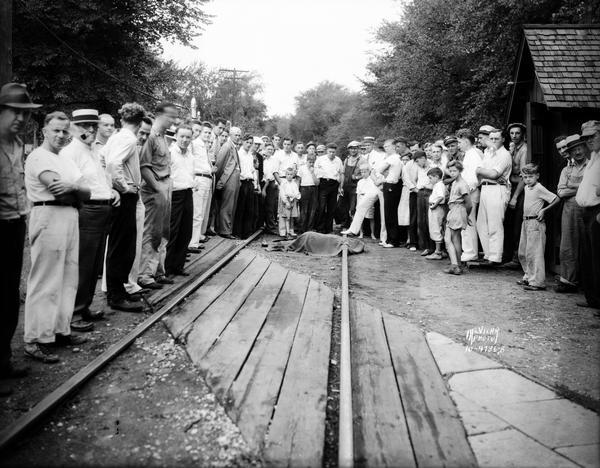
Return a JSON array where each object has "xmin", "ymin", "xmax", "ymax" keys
[
  {"xmin": 17, "ymin": 0, "xmax": 188, "ymax": 110},
  {"xmin": 219, "ymin": 68, "xmax": 249, "ymax": 123}
]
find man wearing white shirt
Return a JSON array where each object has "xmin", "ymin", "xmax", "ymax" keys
[
  {"xmin": 62, "ymin": 109, "xmax": 119, "ymax": 327},
  {"xmin": 377, "ymin": 139, "xmax": 403, "ymax": 247},
  {"xmin": 233, "ymin": 134, "xmax": 258, "ymax": 239},
  {"xmin": 165, "ymin": 125, "xmax": 195, "ymax": 276},
  {"xmin": 189, "ymin": 121, "xmax": 214, "ymax": 248},
  {"xmin": 103, "ymin": 103, "xmax": 146, "ymax": 312},
  {"xmin": 476, "ymin": 129, "xmax": 512, "ymax": 265},
  {"xmin": 274, "ymin": 137, "xmax": 299, "ymax": 183},
  {"xmin": 315, "ymin": 143, "xmax": 343, "ymax": 233},
  {"xmin": 364, "ymin": 137, "xmax": 387, "ymax": 242},
  {"xmin": 576, "ymin": 120, "xmax": 600, "ymax": 309},
  {"xmin": 456, "ymin": 129, "xmax": 483, "ymax": 261}
]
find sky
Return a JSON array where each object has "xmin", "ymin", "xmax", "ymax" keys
[{"xmin": 162, "ymin": 0, "xmax": 403, "ymax": 116}]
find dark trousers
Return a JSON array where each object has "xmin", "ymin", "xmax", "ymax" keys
[
  {"xmin": 75, "ymin": 204, "xmax": 112, "ymax": 314},
  {"xmin": 107, "ymin": 192, "xmax": 138, "ymax": 302},
  {"xmin": 264, "ymin": 181, "xmax": 279, "ymax": 233},
  {"xmin": 408, "ymin": 191, "xmax": 418, "ymax": 247},
  {"xmin": 383, "ymin": 182, "xmax": 402, "ymax": 246},
  {"xmin": 337, "ymin": 185, "xmax": 357, "ymax": 228},
  {"xmin": 581, "ymin": 205, "xmax": 600, "ymax": 307},
  {"xmin": 299, "ymin": 186, "xmax": 318, "ymax": 233},
  {"xmin": 503, "ymin": 188, "xmax": 524, "ymax": 262},
  {"xmin": 166, "ymin": 189, "xmax": 193, "ymax": 274},
  {"xmin": 233, "ymin": 180, "xmax": 256, "ymax": 239},
  {"xmin": 0, "ymin": 217, "xmax": 25, "ymax": 371},
  {"xmin": 417, "ymin": 188, "xmax": 434, "ymax": 251},
  {"xmin": 317, "ymin": 179, "xmax": 339, "ymax": 234}
]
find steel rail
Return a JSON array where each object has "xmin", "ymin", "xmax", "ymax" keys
[
  {"xmin": 338, "ymin": 238, "xmax": 354, "ymax": 467},
  {"xmin": 0, "ymin": 230, "xmax": 263, "ymax": 452}
]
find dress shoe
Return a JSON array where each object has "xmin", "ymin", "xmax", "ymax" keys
[
  {"xmin": 420, "ymin": 249, "xmax": 433, "ymax": 256},
  {"xmin": 24, "ymin": 343, "xmax": 60, "ymax": 363},
  {"xmin": 381, "ymin": 242, "xmax": 395, "ymax": 248},
  {"xmin": 54, "ymin": 334, "xmax": 88, "ymax": 347},
  {"xmin": 81, "ymin": 309, "xmax": 105, "ymax": 321},
  {"xmin": 524, "ymin": 284, "xmax": 546, "ymax": 291},
  {"xmin": 70, "ymin": 319, "xmax": 94, "ymax": 332},
  {"xmin": 156, "ymin": 275, "xmax": 174, "ymax": 285},
  {"xmin": 205, "ymin": 229, "xmax": 217, "ymax": 236},
  {"xmin": 425, "ymin": 252, "xmax": 443, "ymax": 260},
  {"xmin": 444, "ymin": 265, "xmax": 462, "ymax": 275},
  {"xmin": 138, "ymin": 281, "xmax": 163, "ymax": 290},
  {"xmin": 0, "ymin": 363, "xmax": 30, "ymax": 379},
  {"xmin": 576, "ymin": 301, "xmax": 600, "ymax": 309},
  {"xmin": 501, "ymin": 260, "xmax": 521, "ymax": 270},
  {"xmin": 219, "ymin": 233, "xmax": 238, "ymax": 240},
  {"xmin": 109, "ymin": 298, "xmax": 144, "ymax": 312},
  {"xmin": 187, "ymin": 247, "xmax": 203, "ymax": 254},
  {"xmin": 554, "ymin": 282, "xmax": 578, "ymax": 293},
  {"xmin": 516, "ymin": 279, "xmax": 529, "ymax": 286}
]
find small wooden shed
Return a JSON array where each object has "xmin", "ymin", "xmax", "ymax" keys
[{"xmin": 505, "ymin": 24, "xmax": 600, "ymax": 268}]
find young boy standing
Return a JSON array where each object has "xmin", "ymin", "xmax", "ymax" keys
[
  {"xmin": 426, "ymin": 167, "xmax": 447, "ymax": 260},
  {"xmin": 517, "ymin": 164, "xmax": 560, "ymax": 291}
]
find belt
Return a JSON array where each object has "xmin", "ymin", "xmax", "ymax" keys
[
  {"xmin": 481, "ymin": 181, "xmax": 502, "ymax": 186},
  {"xmin": 84, "ymin": 199, "xmax": 112, "ymax": 206},
  {"xmin": 240, "ymin": 178, "xmax": 254, "ymax": 182},
  {"xmin": 195, "ymin": 173, "xmax": 213, "ymax": 179},
  {"xmin": 0, "ymin": 215, "xmax": 26, "ymax": 224},
  {"xmin": 523, "ymin": 215, "xmax": 538, "ymax": 220},
  {"xmin": 320, "ymin": 178, "xmax": 338, "ymax": 182},
  {"xmin": 32, "ymin": 201, "xmax": 78, "ymax": 208}
]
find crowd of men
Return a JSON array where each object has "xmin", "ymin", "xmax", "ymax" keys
[{"xmin": 0, "ymin": 82, "xmax": 599, "ymax": 396}]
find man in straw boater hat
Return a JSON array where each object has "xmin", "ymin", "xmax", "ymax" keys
[
  {"xmin": 61, "ymin": 109, "xmax": 121, "ymax": 331},
  {"xmin": 554, "ymin": 134, "xmax": 588, "ymax": 293},
  {"xmin": 23, "ymin": 111, "xmax": 92, "ymax": 363},
  {"xmin": 0, "ymin": 83, "xmax": 41, "ymax": 394},
  {"xmin": 576, "ymin": 120, "xmax": 600, "ymax": 310}
]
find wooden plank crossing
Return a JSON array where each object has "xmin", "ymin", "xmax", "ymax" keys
[{"xmin": 163, "ymin": 250, "xmax": 475, "ymax": 467}]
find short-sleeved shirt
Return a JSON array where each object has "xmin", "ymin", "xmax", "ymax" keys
[
  {"xmin": 377, "ymin": 153, "xmax": 402, "ymax": 184},
  {"xmin": 448, "ymin": 177, "xmax": 469, "ymax": 204},
  {"xmin": 297, "ymin": 164, "xmax": 317, "ymax": 187},
  {"xmin": 0, "ymin": 137, "xmax": 29, "ymax": 219},
  {"xmin": 429, "ymin": 180, "xmax": 447, "ymax": 205},
  {"xmin": 481, "ymin": 146, "xmax": 512, "ymax": 186},
  {"xmin": 523, "ymin": 182, "xmax": 557, "ymax": 217},
  {"xmin": 61, "ymin": 138, "xmax": 112, "ymax": 200},
  {"xmin": 190, "ymin": 138, "xmax": 212, "ymax": 175},
  {"xmin": 416, "ymin": 164, "xmax": 432, "ymax": 190},
  {"xmin": 263, "ymin": 156, "xmax": 278, "ymax": 182},
  {"xmin": 557, "ymin": 160, "xmax": 587, "ymax": 199},
  {"xmin": 315, "ymin": 155, "xmax": 343, "ymax": 180},
  {"xmin": 274, "ymin": 151, "xmax": 299, "ymax": 176},
  {"xmin": 169, "ymin": 143, "xmax": 195, "ymax": 191},
  {"xmin": 462, "ymin": 147, "xmax": 483, "ymax": 191},
  {"xmin": 139, "ymin": 131, "xmax": 171, "ymax": 180},
  {"xmin": 357, "ymin": 176, "xmax": 379, "ymax": 198},
  {"xmin": 25, "ymin": 146, "xmax": 83, "ymax": 202}
]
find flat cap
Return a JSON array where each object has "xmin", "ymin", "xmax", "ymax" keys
[
  {"xmin": 507, "ymin": 122, "xmax": 526, "ymax": 132},
  {"xmin": 347, "ymin": 140, "xmax": 361, "ymax": 148},
  {"xmin": 477, "ymin": 125, "xmax": 496, "ymax": 136},
  {"xmin": 443, "ymin": 135, "xmax": 458, "ymax": 146},
  {"xmin": 581, "ymin": 120, "xmax": 600, "ymax": 137}
]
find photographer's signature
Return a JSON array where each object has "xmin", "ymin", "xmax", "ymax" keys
[{"xmin": 465, "ymin": 326, "xmax": 505, "ymax": 354}]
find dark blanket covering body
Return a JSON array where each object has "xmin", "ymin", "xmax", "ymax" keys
[{"xmin": 266, "ymin": 231, "xmax": 365, "ymax": 256}]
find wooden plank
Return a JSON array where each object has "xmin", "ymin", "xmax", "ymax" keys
[
  {"xmin": 350, "ymin": 300, "xmax": 416, "ymax": 468},
  {"xmin": 163, "ymin": 250, "xmax": 256, "ymax": 339},
  {"xmin": 185, "ymin": 255, "xmax": 271, "ymax": 363},
  {"xmin": 382, "ymin": 312, "xmax": 478, "ymax": 468},
  {"xmin": 198, "ymin": 262, "xmax": 288, "ymax": 401},
  {"xmin": 147, "ymin": 237, "xmax": 230, "ymax": 306},
  {"xmin": 263, "ymin": 279, "xmax": 334, "ymax": 467},
  {"xmin": 227, "ymin": 271, "xmax": 310, "ymax": 451}
]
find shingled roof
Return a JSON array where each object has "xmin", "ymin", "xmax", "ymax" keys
[{"xmin": 523, "ymin": 24, "xmax": 600, "ymax": 109}]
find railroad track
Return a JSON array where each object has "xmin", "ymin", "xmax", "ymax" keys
[{"xmin": 0, "ymin": 230, "xmax": 263, "ymax": 451}]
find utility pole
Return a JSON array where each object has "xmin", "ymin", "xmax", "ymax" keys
[
  {"xmin": 218, "ymin": 68, "xmax": 249, "ymax": 124},
  {"xmin": 0, "ymin": 0, "xmax": 12, "ymax": 84}
]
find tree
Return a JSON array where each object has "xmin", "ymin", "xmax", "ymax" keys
[
  {"xmin": 364, "ymin": 0, "xmax": 600, "ymax": 141},
  {"xmin": 12, "ymin": 0, "xmax": 211, "ymax": 114}
]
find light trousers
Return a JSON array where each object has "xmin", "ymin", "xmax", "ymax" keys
[
  {"xmin": 24, "ymin": 207, "xmax": 79, "ymax": 343},
  {"xmin": 125, "ymin": 198, "xmax": 145, "ymax": 293},
  {"xmin": 348, "ymin": 192, "xmax": 379, "ymax": 234},
  {"xmin": 139, "ymin": 182, "xmax": 171, "ymax": 283},
  {"xmin": 477, "ymin": 184, "xmax": 509, "ymax": 263},
  {"xmin": 461, "ymin": 196, "xmax": 479, "ymax": 261},
  {"xmin": 189, "ymin": 176, "xmax": 212, "ymax": 247},
  {"xmin": 377, "ymin": 189, "xmax": 387, "ymax": 243},
  {"xmin": 518, "ymin": 219, "xmax": 546, "ymax": 288}
]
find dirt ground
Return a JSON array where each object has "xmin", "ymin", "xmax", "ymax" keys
[{"xmin": 248, "ymin": 233, "xmax": 600, "ymax": 411}]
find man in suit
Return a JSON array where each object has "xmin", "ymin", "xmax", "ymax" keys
[{"xmin": 215, "ymin": 126, "xmax": 241, "ymax": 238}]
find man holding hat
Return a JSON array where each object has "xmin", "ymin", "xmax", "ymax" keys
[
  {"xmin": 0, "ymin": 83, "xmax": 40, "ymax": 390},
  {"xmin": 61, "ymin": 109, "xmax": 120, "ymax": 329},
  {"xmin": 576, "ymin": 120, "xmax": 600, "ymax": 309},
  {"xmin": 555, "ymin": 134, "xmax": 588, "ymax": 293},
  {"xmin": 504, "ymin": 122, "xmax": 529, "ymax": 267}
]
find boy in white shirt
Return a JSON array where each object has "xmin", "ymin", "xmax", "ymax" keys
[{"xmin": 426, "ymin": 167, "xmax": 447, "ymax": 260}]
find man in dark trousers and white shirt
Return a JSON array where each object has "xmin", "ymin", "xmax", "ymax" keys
[{"xmin": 214, "ymin": 126, "xmax": 242, "ymax": 238}]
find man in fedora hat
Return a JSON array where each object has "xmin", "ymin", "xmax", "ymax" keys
[
  {"xmin": 504, "ymin": 122, "xmax": 529, "ymax": 267},
  {"xmin": 555, "ymin": 134, "xmax": 588, "ymax": 293},
  {"xmin": 576, "ymin": 120, "xmax": 600, "ymax": 309},
  {"xmin": 0, "ymin": 83, "xmax": 40, "ymax": 393},
  {"xmin": 61, "ymin": 109, "xmax": 120, "ymax": 329}
]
